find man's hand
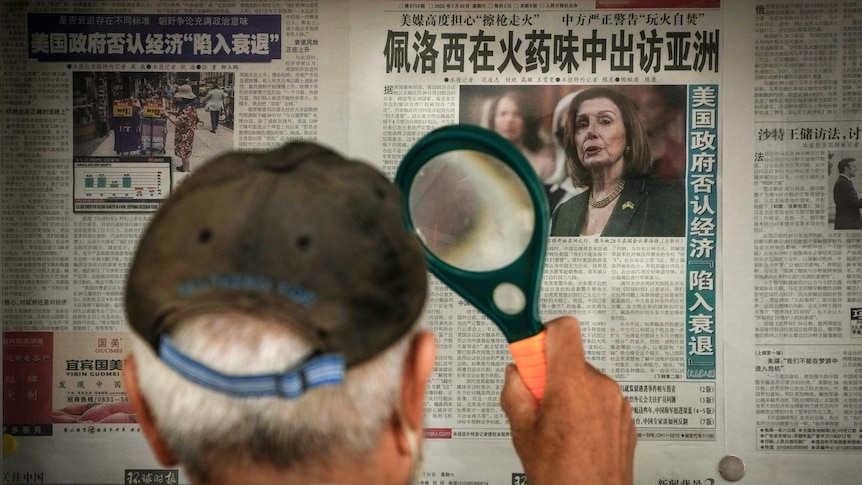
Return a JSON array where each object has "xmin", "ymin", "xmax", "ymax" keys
[{"xmin": 501, "ymin": 316, "xmax": 637, "ymax": 485}]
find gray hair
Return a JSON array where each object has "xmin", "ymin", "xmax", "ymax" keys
[{"xmin": 130, "ymin": 311, "xmax": 416, "ymax": 481}]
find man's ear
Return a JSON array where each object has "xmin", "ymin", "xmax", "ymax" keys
[
  {"xmin": 395, "ymin": 330, "xmax": 436, "ymax": 453},
  {"xmin": 123, "ymin": 355, "xmax": 179, "ymax": 467}
]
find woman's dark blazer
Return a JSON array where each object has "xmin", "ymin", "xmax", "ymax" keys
[{"xmin": 551, "ymin": 179, "xmax": 687, "ymax": 237}]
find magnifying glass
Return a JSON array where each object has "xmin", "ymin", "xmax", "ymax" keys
[{"xmin": 395, "ymin": 124, "xmax": 550, "ymax": 401}]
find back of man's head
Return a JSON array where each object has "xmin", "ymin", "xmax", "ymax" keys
[
  {"xmin": 129, "ymin": 311, "xmax": 415, "ymax": 481},
  {"xmin": 123, "ymin": 142, "xmax": 429, "ymax": 482}
]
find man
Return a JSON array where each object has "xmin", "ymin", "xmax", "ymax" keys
[
  {"xmin": 123, "ymin": 141, "xmax": 636, "ymax": 485},
  {"xmin": 201, "ymin": 84, "xmax": 226, "ymax": 133},
  {"xmin": 834, "ymin": 157, "xmax": 862, "ymax": 229}
]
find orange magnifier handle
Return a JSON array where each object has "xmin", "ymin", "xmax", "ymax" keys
[{"xmin": 509, "ymin": 330, "xmax": 547, "ymax": 401}]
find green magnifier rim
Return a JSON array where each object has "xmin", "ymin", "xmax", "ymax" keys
[{"xmin": 395, "ymin": 124, "xmax": 550, "ymax": 342}]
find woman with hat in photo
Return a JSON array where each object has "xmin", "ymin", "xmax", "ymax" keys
[{"xmin": 165, "ymin": 82, "xmax": 200, "ymax": 172}]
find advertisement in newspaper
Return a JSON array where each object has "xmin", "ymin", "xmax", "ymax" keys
[{"xmin": 2, "ymin": 1, "xmax": 861, "ymax": 484}]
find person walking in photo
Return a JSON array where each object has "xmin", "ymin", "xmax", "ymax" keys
[
  {"xmin": 202, "ymin": 83, "xmax": 226, "ymax": 133},
  {"xmin": 165, "ymin": 84, "xmax": 199, "ymax": 172}
]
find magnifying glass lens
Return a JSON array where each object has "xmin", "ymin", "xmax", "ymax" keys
[{"xmin": 408, "ymin": 149, "xmax": 534, "ymax": 273}]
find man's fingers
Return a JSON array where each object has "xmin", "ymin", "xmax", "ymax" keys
[
  {"xmin": 500, "ymin": 364, "xmax": 538, "ymax": 428},
  {"xmin": 544, "ymin": 316, "xmax": 586, "ymax": 364},
  {"xmin": 542, "ymin": 316, "xmax": 588, "ymax": 396}
]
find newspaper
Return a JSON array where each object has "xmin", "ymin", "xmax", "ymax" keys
[{"xmin": 1, "ymin": 0, "xmax": 861, "ymax": 484}]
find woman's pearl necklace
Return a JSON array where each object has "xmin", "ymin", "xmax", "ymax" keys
[{"xmin": 588, "ymin": 180, "xmax": 626, "ymax": 208}]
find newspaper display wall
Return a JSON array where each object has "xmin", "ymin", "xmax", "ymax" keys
[{"xmin": 1, "ymin": 0, "xmax": 860, "ymax": 484}]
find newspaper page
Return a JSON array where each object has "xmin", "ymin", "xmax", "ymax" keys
[
  {"xmin": 352, "ymin": 2, "xmax": 722, "ymax": 484},
  {"xmin": 2, "ymin": 2, "xmax": 350, "ymax": 484},
  {"xmin": 723, "ymin": 1, "xmax": 862, "ymax": 483},
  {"xmin": 1, "ymin": 0, "xmax": 861, "ymax": 484}
]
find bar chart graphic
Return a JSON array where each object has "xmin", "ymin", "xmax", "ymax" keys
[{"xmin": 73, "ymin": 158, "xmax": 172, "ymax": 212}]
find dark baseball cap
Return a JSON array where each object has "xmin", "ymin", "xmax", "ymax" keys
[{"xmin": 124, "ymin": 141, "xmax": 428, "ymax": 397}]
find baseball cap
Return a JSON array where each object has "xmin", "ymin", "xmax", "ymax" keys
[{"xmin": 125, "ymin": 141, "xmax": 428, "ymax": 397}]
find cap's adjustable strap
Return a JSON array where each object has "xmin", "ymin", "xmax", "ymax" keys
[{"xmin": 158, "ymin": 335, "xmax": 345, "ymax": 398}]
